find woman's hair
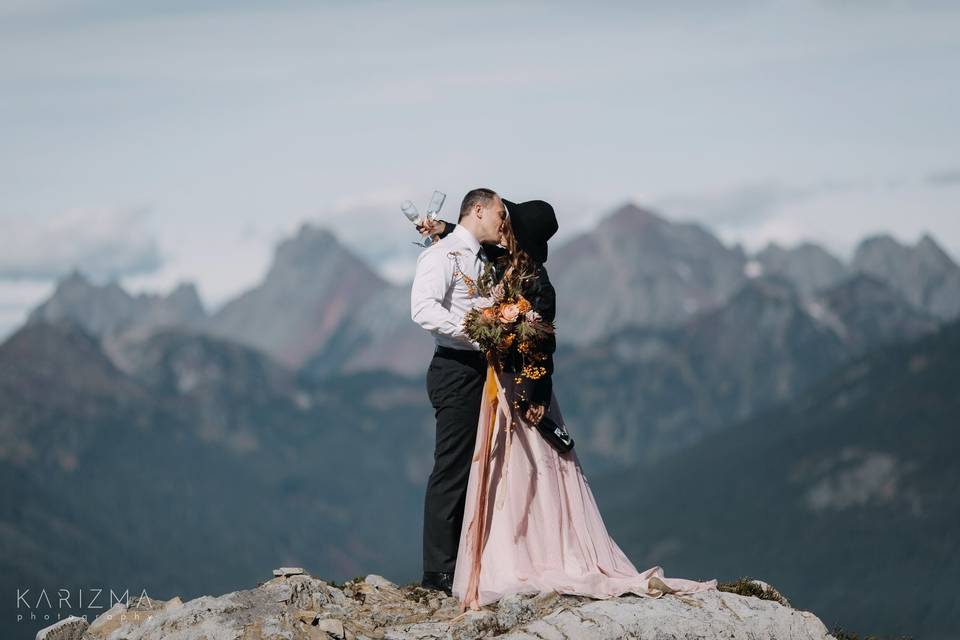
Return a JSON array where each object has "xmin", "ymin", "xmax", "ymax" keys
[{"xmin": 497, "ymin": 214, "xmax": 537, "ymax": 288}]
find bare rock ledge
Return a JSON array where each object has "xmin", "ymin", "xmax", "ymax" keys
[{"xmin": 36, "ymin": 571, "xmax": 835, "ymax": 640}]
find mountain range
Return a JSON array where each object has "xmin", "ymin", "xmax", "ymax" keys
[
  {"xmin": 592, "ymin": 316, "xmax": 960, "ymax": 638},
  {"xmin": 5, "ymin": 306, "xmax": 956, "ymax": 638},
  {"xmin": 0, "ymin": 320, "xmax": 435, "ymax": 640},
  {"xmin": 26, "ymin": 202, "xmax": 960, "ymax": 380},
  {"xmin": 556, "ymin": 271, "xmax": 939, "ymax": 467},
  {"xmin": 5, "ymin": 201, "xmax": 960, "ymax": 639},
  {"xmin": 22, "ymin": 203, "xmax": 959, "ymax": 470}
]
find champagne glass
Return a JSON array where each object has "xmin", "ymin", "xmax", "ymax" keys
[
  {"xmin": 426, "ymin": 191, "xmax": 446, "ymax": 220},
  {"xmin": 402, "ymin": 191, "xmax": 446, "ymax": 247},
  {"xmin": 420, "ymin": 190, "xmax": 446, "ymax": 246},
  {"xmin": 401, "ymin": 200, "xmax": 420, "ymax": 223},
  {"xmin": 401, "ymin": 200, "xmax": 428, "ymax": 247}
]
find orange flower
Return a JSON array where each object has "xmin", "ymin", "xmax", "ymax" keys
[
  {"xmin": 516, "ymin": 296, "xmax": 532, "ymax": 313},
  {"xmin": 498, "ymin": 303, "xmax": 522, "ymax": 324},
  {"xmin": 481, "ymin": 307, "xmax": 497, "ymax": 322},
  {"xmin": 499, "ymin": 334, "xmax": 516, "ymax": 350}
]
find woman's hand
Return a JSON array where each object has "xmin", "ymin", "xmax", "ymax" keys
[
  {"xmin": 524, "ymin": 402, "xmax": 546, "ymax": 425},
  {"xmin": 416, "ymin": 218, "xmax": 446, "ymax": 239}
]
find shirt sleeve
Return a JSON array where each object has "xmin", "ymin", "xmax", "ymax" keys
[
  {"xmin": 410, "ymin": 247, "xmax": 478, "ymax": 348},
  {"xmin": 439, "ymin": 220, "xmax": 455, "ymax": 238}
]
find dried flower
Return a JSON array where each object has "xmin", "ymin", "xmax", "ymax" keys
[
  {"xmin": 461, "ymin": 259, "xmax": 555, "ymax": 368},
  {"xmin": 498, "ymin": 303, "xmax": 522, "ymax": 324}
]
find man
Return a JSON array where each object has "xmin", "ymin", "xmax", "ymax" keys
[{"xmin": 410, "ymin": 188, "xmax": 506, "ymax": 596}]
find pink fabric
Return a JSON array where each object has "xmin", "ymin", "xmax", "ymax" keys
[{"xmin": 453, "ymin": 365, "xmax": 718, "ymax": 611}]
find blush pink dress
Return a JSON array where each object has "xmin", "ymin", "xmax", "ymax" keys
[{"xmin": 452, "ymin": 364, "xmax": 719, "ymax": 612}]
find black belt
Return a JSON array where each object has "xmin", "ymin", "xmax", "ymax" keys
[{"xmin": 434, "ymin": 345, "xmax": 485, "ymax": 362}]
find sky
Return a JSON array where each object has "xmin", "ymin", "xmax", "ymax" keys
[{"xmin": 2, "ymin": 0, "xmax": 959, "ymax": 339}]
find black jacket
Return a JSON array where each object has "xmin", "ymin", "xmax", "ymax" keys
[{"xmin": 439, "ymin": 222, "xmax": 556, "ymax": 409}]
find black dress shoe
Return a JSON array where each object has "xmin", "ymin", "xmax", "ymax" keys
[{"xmin": 421, "ymin": 571, "xmax": 453, "ymax": 596}]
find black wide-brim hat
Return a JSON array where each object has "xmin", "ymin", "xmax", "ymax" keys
[{"xmin": 501, "ymin": 199, "xmax": 558, "ymax": 264}]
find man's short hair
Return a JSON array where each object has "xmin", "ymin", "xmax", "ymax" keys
[{"xmin": 459, "ymin": 188, "xmax": 498, "ymax": 221}]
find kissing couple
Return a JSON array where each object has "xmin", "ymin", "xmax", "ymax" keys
[{"xmin": 409, "ymin": 188, "xmax": 718, "ymax": 613}]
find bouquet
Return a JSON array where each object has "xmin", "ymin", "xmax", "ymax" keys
[{"xmin": 462, "ymin": 260, "xmax": 555, "ymax": 381}]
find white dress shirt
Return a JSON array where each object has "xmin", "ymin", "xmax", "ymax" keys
[{"xmin": 411, "ymin": 223, "xmax": 489, "ymax": 351}]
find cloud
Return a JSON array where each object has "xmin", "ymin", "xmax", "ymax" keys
[
  {"xmin": 0, "ymin": 206, "xmax": 163, "ymax": 281},
  {"xmin": 652, "ymin": 180, "xmax": 860, "ymax": 228},
  {"xmin": 926, "ymin": 169, "xmax": 960, "ymax": 187},
  {"xmin": 319, "ymin": 188, "xmax": 430, "ymax": 285},
  {"xmin": 643, "ymin": 174, "xmax": 960, "ymax": 263}
]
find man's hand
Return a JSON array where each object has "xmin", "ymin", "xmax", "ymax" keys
[
  {"xmin": 524, "ymin": 402, "xmax": 546, "ymax": 425},
  {"xmin": 416, "ymin": 218, "xmax": 446, "ymax": 239}
]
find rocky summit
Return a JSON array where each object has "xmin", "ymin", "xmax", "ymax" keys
[{"xmin": 36, "ymin": 570, "xmax": 835, "ymax": 640}]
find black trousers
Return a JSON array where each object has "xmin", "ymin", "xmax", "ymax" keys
[{"xmin": 422, "ymin": 346, "xmax": 487, "ymax": 574}]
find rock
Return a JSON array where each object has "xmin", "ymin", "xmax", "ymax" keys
[
  {"xmin": 43, "ymin": 569, "xmax": 834, "ymax": 640},
  {"xmin": 495, "ymin": 592, "xmax": 539, "ymax": 629},
  {"xmin": 500, "ymin": 590, "xmax": 832, "ymax": 640},
  {"xmin": 87, "ymin": 602, "xmax": 127, "ymax": 637},
  {"xmin": 316, "ymin": 617, "xmax": 345, "ymax": 638},
  {"xmin": 83, "ymin": 594, "xmax": 168, "ymax": 639},
  {"xmin": 365, "ymin": 574, "xmax": 396, "ymax": 589},
  {"xmin": 273, "ymin": 566, "xmax": 306, "ymax": 577},
  {"xmin": 34, "ymin": 615, "xmax": 87, "ymax": 640},
  {"xmin": 297, "ymin": 608, "xmax": 319, "ymax": 624}
]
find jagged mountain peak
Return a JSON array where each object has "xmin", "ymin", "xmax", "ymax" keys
[
  {"xmin": 853, "ymin": 230, "xmax": 960, "ymax": 320},
  {"xmin": 753, "ymin": 241, "xmax": 849, "ymax": 295},
  {"xmin": 596, "ymin": 201, "xmax": 728, "ymax": 251},
  {"xmin": 266, "ymin": 222, "xmax": 382, "ymax": 285},
  {"xmin": 282, "ymin": 222, "xmax": 341, "ymax": 253},
  {"xmin": 162, "ymin": 281, "xmax": 205, "ymax": 312},
  {"xmin": 855, "ymin": 231, "xmax": 955, "ymax": 264},
  {"xmin": 600, "ymin": 201, "xmax": 666, "ymax": 228},
  {"xmin": 916, "ymin": 232, "xmax": 957, "ymax": 266},
  {"xmin": 205, "ymin": 222, "xmax": 407, "ymax": 369},
  {"xmin": 285, "ymin": 222, "xmax": 357, "ymax": 258},
  {"xmin": 49, "ymin": 267, "xmax": 124, "ymax": 295},
  {"xmin": 757, "ymin": 239, "xmax": 839, "ymax": 259},
  {"xmin": 548, "ymin": 201, "xmax": 748, "ymax": 342},
  {"xmin": 61, "ymin": 267, "xmax": 91, "ymax": 285},
  {"xmin": 29, "ymin": 270, "xmax": 207, "ymax": 341},
  {"xmin": 856, "ymin": 232, "xmax": 900, "ymax": 250}
]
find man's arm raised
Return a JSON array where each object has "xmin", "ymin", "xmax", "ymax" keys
[{"xmin": 416, "ymin": 219, "xmax": 456, "ymax": 240}]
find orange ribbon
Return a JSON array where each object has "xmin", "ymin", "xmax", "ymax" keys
[{"xmin": 460, "ymin": 361, "xmax": 514, "ymax": 612}]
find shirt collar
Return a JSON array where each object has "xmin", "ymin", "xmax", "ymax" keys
[{"xmin": 452, "ymin": 223, "xmax": 482, "ymax": 258}]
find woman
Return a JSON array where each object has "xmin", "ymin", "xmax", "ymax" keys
[{"xmin": 427, "ymin": 199, "xmax": 718, "ymax": 613}]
